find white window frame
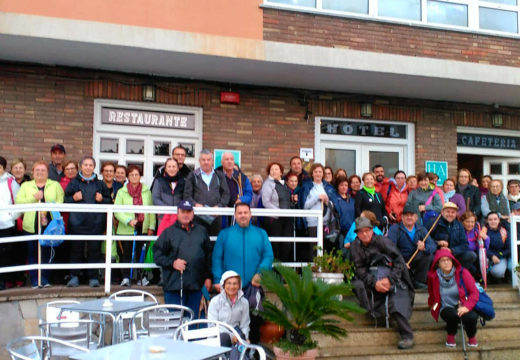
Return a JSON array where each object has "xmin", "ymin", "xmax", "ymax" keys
[
  {"xmin": 93, "ymin": 99, "xmax": 203, "ymax": 186},
  {"xmin": 315, "ymin": 117, "xmax": 415, "ymax": 176},
  {"xmin": 263, "ymin": 0, "xmax": 520, "ymax": 36}
]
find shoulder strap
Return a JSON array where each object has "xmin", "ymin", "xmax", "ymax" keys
[{"xmin": 7, "ymin": 177, "xmax": 15, "ymax": 204}]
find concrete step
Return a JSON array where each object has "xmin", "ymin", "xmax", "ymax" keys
[
  {"xmin": 413, "ymin": 285, "xmax": 519, "ymax": 306},
  {"xmin": 313, "ymin": 320, "xmax": 520, "ymax": 347},
  {"xmin": 317, "ymin": 340, "xmax": 520, "ymax": 360}
]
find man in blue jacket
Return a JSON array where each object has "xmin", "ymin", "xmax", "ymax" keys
[
  {"xmin": 430, "ymin": 202, "xmax": 477, "ymax": 271},
  {"xmin": 212, "ymin": 202, "xmax": 274, "ymax": 343},
  {"xmin": 388, "ymin": 205, "xmax": 436, "ymax": 289}
]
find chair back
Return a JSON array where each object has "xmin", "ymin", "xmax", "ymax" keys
[
  {"xmin": 39, "ymin": 319, "xmax": 102, "ymax": 356},
  {"xmin": 174, "ymin": 319, "xmax": 267, "ymax": 360},
  {"xmin": 130, "ymin": 304, "xmax": 194, "ymax": 340},
  {"xmin": 6, "ymin": 336, "xmax": 89, "ymax": 360},
  {"xmin": 37, "ymin": 300, "xmax": 80, "ymax": 331},
  {"xmin": 109, "ymin": 289, "xmax": 158, "ymax": 303}
]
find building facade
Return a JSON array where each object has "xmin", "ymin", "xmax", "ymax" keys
[{"xmin": 2, "ymin": 0, "xmax": 520, "ymax": 184}]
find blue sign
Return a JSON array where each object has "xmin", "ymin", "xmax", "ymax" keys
[
  {"xmin": 425, "ymin": 161, "xmax": 448, "ymax": 186},
  {"xmin": 214, "ymin": 149, "xmax": 241, "ymax": 169}
]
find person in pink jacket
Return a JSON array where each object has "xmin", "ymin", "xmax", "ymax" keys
[{"xmin": 427, "ymin": 249, "xmax": 480, "ymax": 348}]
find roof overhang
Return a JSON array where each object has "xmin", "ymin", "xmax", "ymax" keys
[{"xmin": 1, "ymin": 12, "xmax": 520, "ymax": 106}]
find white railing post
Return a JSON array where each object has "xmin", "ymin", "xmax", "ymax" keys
[
  {"xmin": 511, "ymin": 215, "xmax": 518, "ymax": 288},
  {"xmin": 104, "ymin": 208, "xmax": 113, "ymax": 295},
  {"xmin": 317, "ymin": 208, "xmax": 323, "ymax": 257}
]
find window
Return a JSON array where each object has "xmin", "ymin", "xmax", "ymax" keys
[
  {"xmin": 378, "ymin": 0, "xmax": 421, "ymax": 20},
  {"xmin": 322, "ymin": 0, "xmax": 368, "ymax": 14},
  {"xmin": 264, "ymin": 0, "xmax": 520, "ymax": 35},
  {"xmin": 428, "ymin": 1, "xmax": 468, "ymax": 26},
  {"xmin": 126, "ymin": 140, "xmax": 144, "ymax": 155},
  {"xmin": 100, "ymin": 138, "xmax": 118, "ymax": 153},
  {"xmin": 490, "ymin": 163, "xmax": 502, "ymax": 174},
  {"xmin": 154, "ymin": 141, "xmax": 170, "ymax": 156},
  {"xmin": 479, "ymin": 7, "xmax": 518, "ymax": 33}
]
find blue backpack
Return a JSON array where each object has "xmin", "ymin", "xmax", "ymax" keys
[
  {"xmin": 459, "ymin": 269, "xmax": 495, "ymax": 324},
  {"xmin": 40, "ymin": 210, "xmax": 65, "ymax": 248}
]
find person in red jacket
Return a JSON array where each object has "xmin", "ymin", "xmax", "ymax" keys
[
  {"xmin": 427, "ymin": 249, "xmax": 480, "ymax": 348},
  {"xmin": 386, "ymin": 170, "xmax": 409, "ymax": 224},
  {"xmin": 373, "ymin": 164, "xmax": 390, "ymax": 201}
]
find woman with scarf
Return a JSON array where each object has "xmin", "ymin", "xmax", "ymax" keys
[
  {"xmin": 115, "ymin": 165, "xmax": 156, "ymax": 287},
  {"xmin": 442, "ymin": 178, "xmax": 465, "ymax": 218},
  {"xmin": 262, "ymin": 162, "xmax": 292, "ymax": 261},
  {"xmin": 481, "ymin": 179, "xmax": 510, "ymax": 222},
  {"xmin": 427, "ymin": 249, "xmax": 479, "ymax": 348},
  {"xmin": 456, "ymin": 168, "xmax": 481, "ymax": 219},
  {"xmin": 355, "ymin": 172, "xmax": 387, "ymax": 230},
  {"xmin": 405, "ymin": 171, "xmax": 442, "ymax": 225},
  {"xmin": 152, "ymin": 158, "xmax": 184, "ymax": 222},
  {"xmin": 461, "ymin": 211, "xmax": 489, "ymax": 260},
  {"xmin": 65, "ymin": 156, "xmax": 111, "ymax": 288},
  {"xmin": 483, "ymin": 211, "xmax": 511, "ymax": 280}
]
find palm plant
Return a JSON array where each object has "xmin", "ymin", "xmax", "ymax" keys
[{"xmin": 260, "ymin": 265, "xmax": 365, "ymax": 356}]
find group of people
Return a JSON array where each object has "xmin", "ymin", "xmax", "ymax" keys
[{"xmin": 1, "ymin": 143, "xmax": 518, "ymax": 350}]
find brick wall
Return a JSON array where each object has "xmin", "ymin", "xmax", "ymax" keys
[
  {"xmin": 263, "ymin": 8, "xmax": 520, "ymax": 67},
  {"xmin": 1, "ymin": 63, "xmax": 520, "ymax": 178}
]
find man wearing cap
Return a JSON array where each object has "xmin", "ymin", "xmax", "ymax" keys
[
  {"xmin": 388, "ymin": 204, "xmax": 436, "ymax": 289},
  {"xmin": 430, "ymin": 201, "xmax": 477, "ymax": 271},
  {"xmin": 48, "ymin": 144, "xmax": 66, "ymax": 181},
  {"xmin": 153, "ymin": 200, "xmax": 212, "ymax": 317},
  {"xmin": 212, "ymin": 202, "xmax": 273, "ymax": 343},
  {"xmin": 350, "ymin": 216, "xmax": 415, "ymax": 350}
]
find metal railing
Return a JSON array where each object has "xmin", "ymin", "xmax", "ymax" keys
[{"xmin": 0, "ymin": 203, "xmax": 323, "ymax": 294}]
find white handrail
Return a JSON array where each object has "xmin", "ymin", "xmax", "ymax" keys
[
  {"xmin": 0, "ymin": 204, "xmax": 324, "ymax": 294},
  {"xmin": 511, "ymin": 215, "xmax": 519, "ymax": 288}
]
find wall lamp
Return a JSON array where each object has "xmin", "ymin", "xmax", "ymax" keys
[
  {"xmin": 360, "ymin": 103, "xmax": 372, "ymax": 118},
  {"xmin": 142, "ymin": 84, "xmax": 156, "ymax": 102},
  {"xmin": 492, "ymin": 113, "xmax": 503, "ymax": 128}
]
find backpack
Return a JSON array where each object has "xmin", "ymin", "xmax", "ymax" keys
[
  {"xmin": 323, "ymin": 200, "xmax": 343, "ymax": 251},
  {"xmin": 40, "ymin": 210, "xmax": 65, "ymax": 247},
  {"xmin": 459, "ymin": 268, "xmax": 495, "ymax": 324}
]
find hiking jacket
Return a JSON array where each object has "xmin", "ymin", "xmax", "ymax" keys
[
  {"xmin": 385, "ymin": 182, "xmax": 409, "ymax": 223},
  {"xmin": 153, "ymin": 221, "xmax": 212, "ymax": 292},
  {"xmin": 183, "ymin": 168, "xmax": 230, "ymax": 207},
  {"xmin": 387, "ymin": 222, "xmax": 436, "ymax": 261},
  {"xmin": 208, "ymin": 288, "xmax": 250, "ymax": 339},
  {"xmin": 0, "ymin": 172, "xmax": 20, "ymax": 229},
  {"xmin": 152, "ymin": 175, "xmax": 184, "ymax": 207},
  {"xmin": 427, "ymin": 249, "xmax": 479, "ymax": 321},
  {"xmin": 354, "ymin": 188, "xmax": 387, "ymax": 228},
  {"xmin": 430, "ymin": 217, "xmax": 468, "ymax": 257},
  {"xmin": 456, "ymin": 184, "xmax": 481, "ymax": 218},
  {"xmin": 114, "ymin": 183, "xmax": 156, "ymax": 235},
  {"xmin": 215, "ymin": 167, "xmax": 253, "ymax": 206}
]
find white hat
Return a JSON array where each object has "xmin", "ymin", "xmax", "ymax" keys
[{"xmin": 220, "ymin": 270, "xmax": 241, "ymax": 288}]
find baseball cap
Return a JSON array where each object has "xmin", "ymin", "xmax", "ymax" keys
[
  {"xmin": 442, "ymin": 201, "xmax": 459, "ymax": 211},
  {"xmin": 50, "ymin": 144, "xmax": 66, "ymax": 153},
  {"xmin": 354, "ymin": 217, "xmax": 373, "ymax": 232},
  {"xmin": 178, "ymin": 200, "xmax": 193, "ymax": 211}
]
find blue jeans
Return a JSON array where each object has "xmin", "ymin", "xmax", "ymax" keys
[
  {"xmin": 164, "ymin": 289, "xmax": 203, "ymax": 319},
  {"xmin": 489, "ymin": 257, "xmax": 512, "ymax": 279}
]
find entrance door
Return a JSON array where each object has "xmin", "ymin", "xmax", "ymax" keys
[
  {"xmin": 321, "ymin": 142, "xmax": 404, "ymax": 178},
  {"xmin": 483, "ymin": 157, "xmax": 520, "ymax": 191}
]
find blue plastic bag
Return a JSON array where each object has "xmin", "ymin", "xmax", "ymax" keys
[{"xmin": 40, "ymin": 210, "xmax": 65, "ymax": 247}]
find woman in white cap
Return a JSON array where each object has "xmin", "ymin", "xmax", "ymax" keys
[{"xmin": 208, "ymin": 270, "xmax": 250, "ymax": 346}]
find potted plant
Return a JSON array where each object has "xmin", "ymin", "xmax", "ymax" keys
[
  {"xmin": 311, "ymin": 248, "xmax": 355, "ymax": 285},
  {"xmin": 260, "ymin": 265, "xmax": 364, "ymax": 360}
]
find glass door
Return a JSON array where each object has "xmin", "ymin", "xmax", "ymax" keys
[
  {"xmin": 320, "ymin": 143, "xmax": 361, "ymax": 177},
  {"xmin": 365, "ymin": 145, "xmax": 404, "ymax": 178}
]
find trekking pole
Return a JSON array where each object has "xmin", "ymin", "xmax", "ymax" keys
[
  {"xmin": 407, "ymin": 213, "xmax": 442, "ymax": 267},
  {"xmin": 129, "ymin": 230, "xmax": 137, "ymax": 285},
  {"xmin": 460, "ymin": 319, "xmax": 468, "ymax": 360},
  {"xmin": 180, "ymin": 270, "xmax": 184, "ymax": 305}
]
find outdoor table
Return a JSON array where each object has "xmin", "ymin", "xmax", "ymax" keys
[
  {"xmin": 59, "ymin": 299, "xmax": 156, "ymax": 345},
  {"xmin": 69, "ymin": 336, "xmax": 231, "ymax": 360}
]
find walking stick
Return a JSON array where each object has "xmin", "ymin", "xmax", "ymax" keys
[
  {"xmin": 37, "ymin": 200, "xmax": 42, "ymax": 288},
  {"xmin": 460, "ymin": 319, "xmax": 469, "ymax": 360},
  {"xmin": 180, "ymin": 270, "xmax": 184, "ymax": 305},
  {"xmin": 129, "ymin": 230, "xmax": 137, "ymax": 283},
  {"xmin": 406, "ymin": 213, "xmax": 442, "ymax": 267}
]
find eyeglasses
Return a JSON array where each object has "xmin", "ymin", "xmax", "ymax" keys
[{"xmin": 64, "ymin": 167, "xmax": 77, "ymax": 171}]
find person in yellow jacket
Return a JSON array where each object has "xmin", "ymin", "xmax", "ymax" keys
[
  {"xmin": 15, "ymin": 161, "xmax": 64, "ymax": 288},
  {"xmin": 114, "ymin": 165, "xmax": 156, "ymax": 286}
]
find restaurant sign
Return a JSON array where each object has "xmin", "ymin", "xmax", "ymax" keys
[
  {"xmin": 457, "ymin": 133, "xmax": 520, "ymax": 150},
  {"xmin": 101, "ymin": 107, "xmax": 195, "ymax": 130},
  {"xmin": 320, "ymin": 120, "xmax": 406, "ymax": 139}
]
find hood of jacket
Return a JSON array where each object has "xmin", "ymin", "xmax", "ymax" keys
[{"xmin": 429, "ymin": 248, "xmax": 461, "ymax": 273}]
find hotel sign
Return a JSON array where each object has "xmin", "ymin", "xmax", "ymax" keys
[
  {"xmin": 321, "ymin": 120, "xmax": 406, "ymax": 139},
  {"xmin": 101, "ymin": 107, "xmax": 195, "ymax": 130},
  {"xmin": 457, "ymin": 133, "xmax": 520, "ymax": 150}
]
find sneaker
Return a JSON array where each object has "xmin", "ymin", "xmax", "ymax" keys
[
  {"xmin": 89, "ymin": 279, "xmax": 100, "ymax": 288},
  {"xmin": 397, "ymin": 338, "xmax": 414, "ymax": 349},
  {"xmin": 43, "ymin": 283, "xmax": 52, "ymax": 288},
  {"xmin": 120, "ymin": 278, "xmax": 130, "ymax": 287},
  {"xmin": 140, "ymin": 277, "xmax": 150, "ymax": 287},
  {"xmin": 15, "ymin": 280, "xmax": 25, "ymax": 288},
  {"xmin": 468, "ymin": 337, "xmax": 478, "ymax": 347},
  {"xmin": 31, "ymin": 284, "xmax": 40, "ymax": 289},
  {"xmin": 446, "ymin": 334, "xmax": 456, "ymax": 347},
  {"xmin": 67, "ymin": 276, "xmax": 79, "ymax": 288}
]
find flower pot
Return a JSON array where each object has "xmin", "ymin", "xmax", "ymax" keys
[
  {"xmin": 260, "ymin": 321, "xmax": 285, "ymax": 344},
  {"xmin": 273, "ymin": 346, "xmax": 319, "ymax": 360},
  {"xmin": 312, "ymin": 272, "xmax": 344, "ymax": 285}
]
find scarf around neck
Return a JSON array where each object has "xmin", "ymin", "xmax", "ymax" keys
[
  {"xmin": 127, "ymin": 182, "xmax": 144, "ymax": 223},
  {"xmin": 363, "ymin": 185, "xmax": 375, "ymax": 196},
  {"xmin": 79, "ymin": 172, "xmax": 96, "ymax": 181},
  {"xmin": 444, "ymin": 190, "xmax": 456, "ymax": 201},
  {"xmin": 437, "ymin": 266, "xmax": 456, "ymax": 288},
  {"xmin": 486, "ymin": 191, "xmax": 509, "ymax": 216}
]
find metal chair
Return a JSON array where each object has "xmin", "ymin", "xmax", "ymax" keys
[
  {"xmin": 38, "ymin": 319, "xmax": 103, "ymax": 355},
  {"xmin": 174, "ymin": 319, "xmax": 267, "ymax": 360},
  {"xmin": 109, "ymin": 289, "xmax": 159, "ymax": 342},
  {"xmin": 130, "ymin": 304, "xmax": 194, "ymax": 340},
  {"xmin": 37, "ymin": 300, "xmax": 81, "ymax": 331},
  {"xmin": 6, "ymin": 335, "xmax": 89, "ymax": 360}
]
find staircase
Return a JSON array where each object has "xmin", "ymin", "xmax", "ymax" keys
[{"xmin": 315, "ymin": 285, "xmax": 520, "ymax": 359}]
